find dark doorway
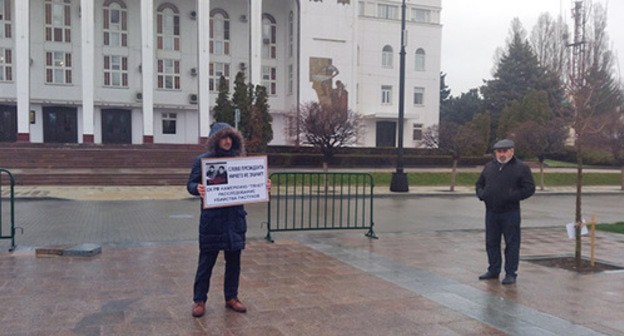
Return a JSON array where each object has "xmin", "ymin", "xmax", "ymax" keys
[
  {"xmin": 0, "ymin": 105, "xmax": 17, "ymax": 142},
  {"xmin": 376, "ymin": 121, "xmax": 396, "ymax": 147},
  {"xmin": 43, "ymin": 107, "xmax": 78, "ymax": 143},
  {"xmin": 102, "ymin": 109, "xmax": 132, "ymax": 144}
]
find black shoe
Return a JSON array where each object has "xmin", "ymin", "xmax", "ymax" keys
[
  {"xmin": 501, "ymin": 275, "xmax": 517, "ymax": 285},
  {"xmin": 478, "ymin": 271, "xmax": 499, "ymax": 280}
]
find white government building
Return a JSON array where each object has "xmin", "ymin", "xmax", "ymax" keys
[{"xmin": 0, "ymin": 0, "xmax": 441, "ymax": 147}]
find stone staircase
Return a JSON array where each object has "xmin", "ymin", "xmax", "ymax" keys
[{"xmin": 0, "ymin": 143, "xmax": 205, "ymax": 186}]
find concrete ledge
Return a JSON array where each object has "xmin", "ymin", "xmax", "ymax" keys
[{"xmin": 36, "ymin": 243, "xmax": 101, "ymax": 257}]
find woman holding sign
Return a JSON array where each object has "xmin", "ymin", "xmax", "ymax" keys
[{"xmin": 186, "ymin": 122, "xmax": 256, "ymax": 317}]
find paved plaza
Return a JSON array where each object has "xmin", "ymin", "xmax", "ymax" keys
[{"xmin": 1, "ymin": 186, "xmax": 624, "ymax": 335}]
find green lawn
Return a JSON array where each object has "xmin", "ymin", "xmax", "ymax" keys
[
  {"xmin": 370, "ymin": 172, "xmax": 621, "ymax": 187},
  {"xmin": 596, "ymin": 222, "xmax": 624, "ymax": 234},
  {"xmin": 543, "ymin": 159, "xmax": 581, "ymax": 168}
]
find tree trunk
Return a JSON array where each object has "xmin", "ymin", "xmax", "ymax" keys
[
  {"xmin": 575, "ymin": 138, "xmax": 584, "ymax": 268},
  {"xmin": 321, "ymin": 161, "xmax": 329, "ymax": 194},
  {"xmin": 450, "ymin": 158, "xmax": 458, "ymax": 192},
  {"xmin": 539, "ymin": 161, "xmax": 545, "ymax": 191}
]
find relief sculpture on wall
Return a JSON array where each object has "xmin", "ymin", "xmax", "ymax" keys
[{"xmin": 309, "ymin": 57, "xmax": 348, "ymax": 113}]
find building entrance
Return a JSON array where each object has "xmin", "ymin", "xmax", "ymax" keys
[
  {"xmin": 102, "ymin": 109, "xmax": 132, "ymax": 144},
  {"xmin": 0, "ymin": 105, "xmax": 17, "ymax": 142},
  {"xmin": 43, "ymin": 107, "xmax": 77, "ymax": 143},
  {"xmin": 375, "ymin": 121, "xmax": 396, "ymax": 147}
]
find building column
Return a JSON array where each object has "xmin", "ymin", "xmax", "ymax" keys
[
  {"xmin": 197, "ymin": 0, "xmax": 211, "ymax": 143},
  {"xmin": 349, "ymin": 1, "xmax": 358, "ymax": 112},
  {"xmin": 80, "ymin": 0, "xmax": 95, "ymax": 143},
  {"xmin": 140, "ymin": 0, "xmax": 154, "ymax": 144},
  {"xmin": 15, "ymin": 0, "xmax": 30, "ymax": 142},
  {"xmin": 249, "ymin": 0, "xmax": 262, "ymax": 85}
]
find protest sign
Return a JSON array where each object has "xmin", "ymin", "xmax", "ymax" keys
[{"xmin": 201, "ymin": 156, "xmax": 268, "ymax": 209}]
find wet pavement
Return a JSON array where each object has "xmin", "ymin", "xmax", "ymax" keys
[{"xmin": 0, "ymin": 186, "xmax": 623, "ymax": 335}]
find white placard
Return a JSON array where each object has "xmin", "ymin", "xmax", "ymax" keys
[
  {"xmin": 566, "ymin": 223, "xmax": 589, "ymax": 239},
  {"xmin": 201, "ymin": 156, "xmax": 268, "ymax": 209}
]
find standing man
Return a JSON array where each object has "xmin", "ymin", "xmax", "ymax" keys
[
  {"xmin": 187, "ymin": 122, "xmax": 251, "ymax": 317},
  {"xmin": 475, "ymin": 139, "xmax": 535, "ymax": 285}
]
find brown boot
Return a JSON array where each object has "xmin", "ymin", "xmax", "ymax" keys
[
  {"xmin": 192, "ymin": 301, "xmax": 205, "ymax": 317},
  {"xmin": 225, "ymin": 298, "xmax": 247, "ymax": 313}
]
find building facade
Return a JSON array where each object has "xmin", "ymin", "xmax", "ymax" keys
[{"xmin": 0, "ymin": 0, "xmax": 441, "ymax": 147}]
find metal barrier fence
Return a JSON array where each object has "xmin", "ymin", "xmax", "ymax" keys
[
  {"xmin": 265, "ymin": 172, "xmax": 377, "ymax": 242},
  {"xmin": 0, "ymin": 168, "xmax": 16, "ymax": 251}
]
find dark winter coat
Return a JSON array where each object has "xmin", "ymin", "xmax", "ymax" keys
[
  {"xmin": 187, "ymin": 123, "xmax": 248, "ymax": 251},
  {"xmin": 475, "ymin": 156, "xmax": 535, "ymax": 213}
]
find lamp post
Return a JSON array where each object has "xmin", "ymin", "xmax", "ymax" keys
[{"xmin": 390, "ymin": 0, "xmax": 409, "ymax": 192}]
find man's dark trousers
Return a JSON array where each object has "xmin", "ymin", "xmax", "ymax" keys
[
  {"xmin": 193, "ymin": 249, "xmax": 241, "ymax": 302},
  {"xmin": 485, "ymin": 209, "xmax": 521, "ymax": 277}
]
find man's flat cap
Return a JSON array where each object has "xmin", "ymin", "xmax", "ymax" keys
[{"xmin": 493, "ymin": 139, "xmax": 515, "ymax": 149}]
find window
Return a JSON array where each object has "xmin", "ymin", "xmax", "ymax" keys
[
  {"xmin": 45, "ymin": 0, "xmax": 72, "ymax": 43},
  {"xmin": 209, "ymin": 62, "xmax": 230, "ymax": 92},
  {"xmin": 358, "ymin": 1, "xmax": 365, "ymax": 16},
  {"xmin": 382, "ymin": 45, "xmax": 393, "ymax": 68},
  {"xmin": 262, "ymin": 66, "xmax": 276, "ymax": 95},
  {"xmin": 46, "ymin": 51, "xmax": 72, "ymax": 84},
  {"xmin": 262, "ymin": 14, "xmax": 276, "ymax": 59},
  {"xmin": 157, "ymin": 4, "xmax": 180, "ymax": 51},
  {"xmin": 377, "ymin": 4, "xmax": 398, "ymax": 20},
  {"xmin": 0, "ymin": 0, "xmax": 11, "ymax": 38},
  {"xmin": 412, "ymin": 123, "xmax": 423, "ymax": 141},
  {"xmin": 0, "ymin": 48, "xmax": 11, "ymax": 81},
  {"xmin": 381, "ymin": 85, "xmax": 392, "ymax": 104},
  {"xmin": 288, "ymin": 64, "xmax": 293, "ymax": 95},
  {"xmin": 210, "ymin": 9, "xmax": 229, "ymax": 55},
  {"xmin": 162, "ymin": 112, "xmax": 177, "ymax": 134},
  {"xmin": 411, "ymin": 8, "xmax": 431, "ymax": 23},
  {"xmin": 157, "ymin": 59, "xmax": 180, "ymax": 90},
  {"xmin": 415, "ymin": 48, "xmax": 425, "ymax": 71},
  {"xmin": 413, "ymin": 87, "xmax": 424, "ymax": 105},
  {"xmin": 288, "ymin": 11, "xmax": 293, "ymax": 58},
  {"xmin": 103, "ymin": 1, "xmax": 128, "ymax": 47},
  {"xmin": 104, "ymin": 55, "xmax": 128, "ymax": 87}
]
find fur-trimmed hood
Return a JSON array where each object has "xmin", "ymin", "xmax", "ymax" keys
[{"xmin": 206, "ymin": 122, "xmax": 246, "ymax": 156}]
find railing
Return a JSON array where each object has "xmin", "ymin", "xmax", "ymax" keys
[
  {"xmin": 0, "ymin": 168, "xmax": 16, "ymax": 251},
  {"xmin": 265, "ymin": 172, "xmax": 377, "ymax": 242}
]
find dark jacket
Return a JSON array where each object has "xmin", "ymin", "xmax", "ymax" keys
[
  {"xmin": 475, "ymin": 156, "xmax": 535, "ymax": 213},
  {"xmin": 187, "ymin": 123, "xmax": 248, "ymax": 251}
]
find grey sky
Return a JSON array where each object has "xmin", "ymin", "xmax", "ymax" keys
[{"xmin": 441, "ymin": 0, "xmax": 624, "ymax": 96}]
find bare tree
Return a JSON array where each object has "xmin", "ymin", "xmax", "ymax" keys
[
  {"xmin": 564, "ymin": 1, "xmax": 624, "ymax": 266},
  {"xmin": 510, "ymin": 118, "xmax": 567, "ymax": 190},
  {"xmin": 530, "ymin": 12, "xmax": 570, "ymax": 80},
  {"xmin": 422, "ymin": 117, "xmax": 489, "ymax": 191},
  {"xmin": 297, "ymin": 101, "xmax": 362, "ymax": 170},
  {"xmin": 585, "ymin": 109, "xmax": 624, "ymax": 189}
]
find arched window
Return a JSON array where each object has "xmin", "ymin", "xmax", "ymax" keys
[
  {"xmin": 262, "ymin": 14, "xmax": 276, "ymax": 59},
  {"xmin": 382, "ymin": 45, "xmax": 393, "ymax": 68},
  {"xmin": 415, "ymin": 48, "xmax": 425, "ymax": 71},
  {"xmin": 103, "ymin": 0, "xmax": 127, "ymax": 47},
  {"xmin": 45, "ymin": 0, "xmax": 72, "ymax": 42},
  {"xmin": 157, "ymin": 4, "xmax": 180, "ymax": 51},
  {"xmin": 210, "ymin": 9, "xmax": 230, "ymax": 55}
]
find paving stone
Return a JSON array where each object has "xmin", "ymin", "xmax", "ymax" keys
[{"xmin": 63, "ymin": 243, "xmax": 102, "ymax": 257}]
